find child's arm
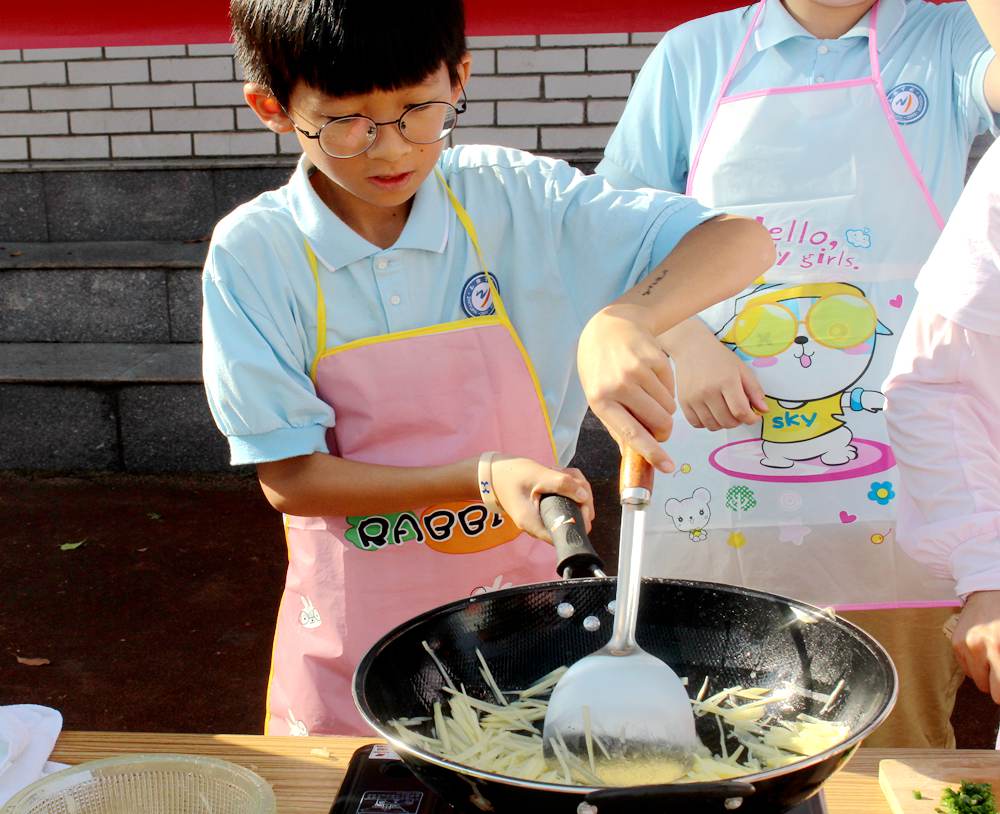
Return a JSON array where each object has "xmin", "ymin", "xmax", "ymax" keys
[
  {"xmin": 203, "ymin": 229, "xmax": 593, "ymax": 544},
  {"xmin": 953, "ymin": 592, "xmax": 1000, "ymax": 704},
  {"xmin": 257, "ymin": 453, "xmax": 594, "ymax": 542},
  {"xmin": 968, "ymin": 0, "xmax": 1000, "ymax": 111},
  {"xmin": 577, "ymin": 214, "xmax": 775, "ymax": 470},
  {"xmin": 885, "ymin": 301, "xmax": 1000, "ymax": 703},
  {"xmin": 658, "ymin": 317, "xmax": 768, "ymax": 431},
  {"xmin": 885, "ymin": 136, "xmax": 1000, "ymax": 702}
]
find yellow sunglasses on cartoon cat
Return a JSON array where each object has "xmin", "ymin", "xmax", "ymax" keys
[{"xmin": 724, "ymin": 292, "xmax": 878, "ymax": 358}]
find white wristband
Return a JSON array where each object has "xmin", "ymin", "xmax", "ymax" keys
[{"xmin": 477, "ymin": 451, "xmax": 502, "ymax": 514}]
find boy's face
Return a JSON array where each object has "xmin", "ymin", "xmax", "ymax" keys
[{"xmin": 247, "ymin": 58, "xmax": 470, "ymax": 219}]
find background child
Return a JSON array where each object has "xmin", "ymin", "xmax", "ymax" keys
[
  {"xmin": 204, "ymin": 0, "xmax": 773, "ymax": 736},
  {"xmin": 595, "ymin": 0, "xmax": 1000, "ymax": 747},
  {"xmin": 885, "ymin": 136, "xmax": 1000, "ymax": 718}
]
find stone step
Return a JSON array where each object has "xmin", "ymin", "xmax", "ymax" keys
[
  {"xmin": 0, "ymin": 241, "xmax": 206, "ymax": 344},
  {"xmin": 1, "ymin": 160, "xmax": 297, "ymax": 243},
  {"xmin": 0, "ymin": 342, "xmax": 230, "ymax": 473},
  {"xmin": 0, "ymin": 340, "xmax": 616, "ymax": 483},
  {"xmin": 0, "ymin": 240, "xmax": 207, "ymax": 270},
  {"xmin": 0, "ymin": 156, "xmax": 600, "ymax": 244},
  {"xmin": 0, "ymin": 342, "xmax": 201, "ymax": 383}
]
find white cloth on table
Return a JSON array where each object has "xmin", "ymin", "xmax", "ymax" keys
[{"xmin": 0, "ymin": 705, "xmax": 67, "ymax": 805}]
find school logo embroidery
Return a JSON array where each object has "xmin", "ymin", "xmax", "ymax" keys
[
  {"xmin": 887, "ymin": 83, "xmax": 928, "ymax": 125},
  {"xmin": 461, "ymin": 272, "xmax": 499, "ymax": 316}
]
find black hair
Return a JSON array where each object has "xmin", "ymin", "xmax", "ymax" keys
[{"xmin": 231, "ymin": 0, "xmax": 467, "ymax": 108}]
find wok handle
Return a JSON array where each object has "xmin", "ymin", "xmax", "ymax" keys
[
  {"xmin": 584, "ymin": 779, "xmax": 755, "ymax": 811},
  {"xmin": 539, "ymin": 494, "xmax": 605, "ymax": 578},
  {"xmin": 619, "ymin": 446, "xmax": 654, "ymax": 506}
]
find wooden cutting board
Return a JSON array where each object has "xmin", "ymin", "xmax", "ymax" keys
[{"xmin": 879, "ymin": 754, "xmax": 1000, "ymax": 814}]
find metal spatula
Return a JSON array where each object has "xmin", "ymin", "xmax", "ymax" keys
[{"xmin": 542, "ymin": 447, "xmax": 699, "ymax": 766}]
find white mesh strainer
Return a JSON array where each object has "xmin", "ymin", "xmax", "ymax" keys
[{"xmin": 2, "ymin": 754, "xmax": 277, "ymax": 814}]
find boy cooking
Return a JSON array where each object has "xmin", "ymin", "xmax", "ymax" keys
[{"xmin": 203, "ymin": 0, "xmax": 774, "ymax": 735}]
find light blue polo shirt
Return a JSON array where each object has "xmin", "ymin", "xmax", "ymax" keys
[
  {"xmin": 203, "ymin": 145, "xmax": 717, "ymax": 466},
  {"xmin": 598, "ymin": 0, "xmax": 996, "ymax": 218}
]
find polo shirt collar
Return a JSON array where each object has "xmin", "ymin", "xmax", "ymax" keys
[
  {"xmin": 753, "ymin": 0, "xmax": 906, "ymax": 53},
  {"xmin": 285, "ymin": 154, "xmax": 450, "ymax": 271},
  {"xmin": 395, "ymin": 168, "xmax": 451, "ymax": 254}
]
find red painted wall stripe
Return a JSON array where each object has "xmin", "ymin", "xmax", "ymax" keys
[
  {"xmin": 3, "ymin": 2, "xmax": 743, "ymax": 50},
  {"xmin": 1, "ymin": 0, "xmax": 955, "ymax": 51}
]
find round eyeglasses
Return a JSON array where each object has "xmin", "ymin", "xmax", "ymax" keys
[{"xmin": 288, "ymin": 92, "xmax": 467, "ymax": 159}]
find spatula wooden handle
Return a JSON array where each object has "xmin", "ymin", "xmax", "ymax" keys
[{"xmin": 619, "ymin": 447, "xmax": 654, "ymax": 505}]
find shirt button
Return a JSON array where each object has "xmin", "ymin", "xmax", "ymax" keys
[
  {"xmin": 389, "ymin": 294, "xmax": 401, "ymax": 306},
  {"xmin": 817, "ymin": 44, "xmax": 829, "ymax": 55},
  {"xmin": 375, "ymin": 258, "xmax": 389, "ymax": 270}
]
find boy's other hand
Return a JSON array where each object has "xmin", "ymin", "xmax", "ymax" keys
[
  {"xmin": 952, "ymin": 590, "xmax": 1000, "ymax": 704},
  {"xmin": 491, "ymin": 457, "xmax": 594, "ymax": 542},
  {"xmin": 577, "ymin": 303, "xmax": 676, "ymax": 472},
  {"xmin": 664, "ymin": 319, "xmax": 768, "ymax": 431}
]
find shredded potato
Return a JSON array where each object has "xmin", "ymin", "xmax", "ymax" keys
[{"xmin": 388, "ymin": 645, "xmax": 850, "ymax": 787}]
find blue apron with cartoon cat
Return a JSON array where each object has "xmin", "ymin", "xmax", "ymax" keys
[{"xmin": 646, "ymin": 0, "xmax": 957, "ymax": 609}]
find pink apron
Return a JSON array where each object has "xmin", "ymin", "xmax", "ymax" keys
[
  {"xmin": 265, "ymin": 173, "xmax": 558, "ymax": 736},
  {"xmin": 644, "ymin": 0, "xmax": 959, "ymax": 610}
]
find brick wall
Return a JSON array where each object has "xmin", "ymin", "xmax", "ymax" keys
[{"xmin": 0, "ymin": 34, "xmax": 663, "ymax": 164}]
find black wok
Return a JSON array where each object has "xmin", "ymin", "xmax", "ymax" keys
[{"xmin": 353, "ymin": 499, "xmax": 897, "ymax": 814}]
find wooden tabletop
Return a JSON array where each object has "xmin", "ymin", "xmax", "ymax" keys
[{"xmin": 49, "ymin": 733, "xmax": 995, "ymax": 814}]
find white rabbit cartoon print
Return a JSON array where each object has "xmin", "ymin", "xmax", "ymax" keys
[
  {"xmin": 718, "ymin": 282, "xmax": 891, "ymax": 470},
  {"xmin": 286, "ymin": 709, "xmax": 309, "ymax": 737},
  {"xmin": 298, "ymin": 595, "xmax": 322, "ymax": 629}
]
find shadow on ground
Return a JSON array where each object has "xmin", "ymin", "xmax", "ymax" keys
[{"xmin": 3, "ymin": 470, "xmax": 997, "ymax": 747}]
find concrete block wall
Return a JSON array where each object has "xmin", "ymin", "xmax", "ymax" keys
[{"xmin": 0, "ymin": 34, "xmax": 664, "ymax": 163}]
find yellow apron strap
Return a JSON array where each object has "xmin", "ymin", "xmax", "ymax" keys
[
  {"xmin": 434, "ymin": 169, "xmax": 511, "ymax": 323},
  {"xmin": 434, "ymin": 169, "xmax": 558, "ymax": 463},
  {"xmin": 304, "ymin": 241, "xmax": 328, "ymax": 380},
  {"xmin": 302, "ymin": 173, "xmax": 559, "ymax": 465}
]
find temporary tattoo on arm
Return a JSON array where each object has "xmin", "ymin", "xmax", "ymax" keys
[{"xmin": 641, "ymin": 267, "xmax": 669, "ymax": 296}]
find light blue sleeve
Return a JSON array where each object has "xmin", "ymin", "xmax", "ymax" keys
[
  {"xmin": 596, "ymin": 35, "xmax": 691, "ymax": 193},
  {"xmin": 533, "ymin": 158, "xmax": 717, "ymax": 325},
  {"xmin": 947, "ymin": 2, "xmax": 999, "ymax": 138},
  {"xmin": 202, "ymin": 240, "xmax": 333, "ymax": 466}
]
